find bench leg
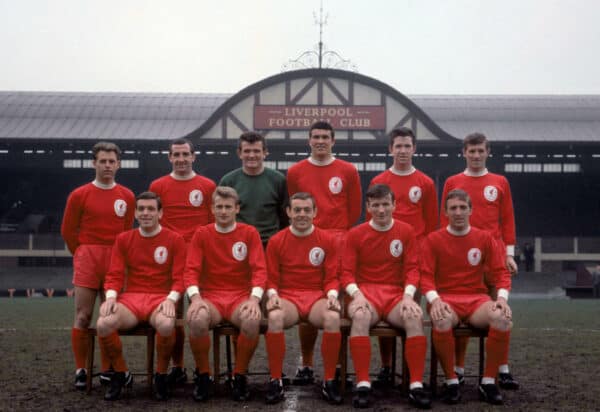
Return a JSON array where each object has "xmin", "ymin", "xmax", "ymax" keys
[
  {"xmin": 340, "ymin": 332, "xmax": 348, "ymax": 393},
  {"xmin": 429, "ymin": 330, "xmax": 438, "ymax": 396},
  {"xmin": 478, "ymin": 336, "xmax": 485, "ymax": 382},
  {"xmin": 213, "ymin": 329, "xmax": 220, "ymax": 388},
  {"xmin": 147, "ymin": 331, "xmax": 155, "ymax": 395},
  {"xmin": 86, "ymin": 330, "xmax": 95, "ymax": 393}
]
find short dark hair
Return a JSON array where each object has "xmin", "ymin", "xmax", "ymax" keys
[
  {"xmin": 289, "ymin": 192, "xmax": 316, "ymax": 209},
  {"xmin": 309, "ymin": 121, "xmax": 335, "ymax": 139},
  {"xmin": 366, "ymin": 184, "xmax": 395, "ymax": 203},
  {"xmin": 92, "ymin": 141, "xmax": 121, "ymax": 160},
  {"xmin": 136, "ymin": 191, "xmax": 162, "ymax": 210},
  {"xmin": 445, "ymin": 189, "xmax": 471, "ymax": 210},
  {"xmin": 212, "ymin": 186, "xmax": 240, "ymax": 204},
  {"xmin": 388, "ymin": 127, "xmax": 416, "ymax": 146},
  {"xmin": 463, "ymin": 132, "xmax": 490, "ymax": 150},
  {"xmin": 238, "ymin": 131, "xmax": 267, "ymax": 151},
  {"xmin": 169, "ymin": 138, "xmax": 194, "ymax": 154}
]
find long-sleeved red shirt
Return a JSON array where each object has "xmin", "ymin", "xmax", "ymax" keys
[
  {"xmin": 369, "ymin": 167, "xmax": 438, "ymax": 240},
  {"xmin": 341, "ymin": 220, "xmax": 420, "ymax": 290},
  {"xmin": 149, "ymin": 174, "xmax": 216, "ymax": 242},
  {"xmin": 266, "ymin": 226, "xmax": 339, "ymax": 294},
  {"xmin": 420, "ymin": 227, "xmax": 511, "ymax": 298},
  {"xmin": 105, "ymin": 227, "xmax": 185, "ymax": 295},
  {"xmin": 184, "ymin": 223, "xmax": 267, "ymax": 293},
  {"xmin": 61, "ymin": 182, "xmax": 135, "ymax": 254},
  {"xmin": 287, "ymin": 158, "xmax": 362, "ymax": 230},
  {"xmin": 440, "ymin": 171, "xmax": 515, "ymax": 250}
]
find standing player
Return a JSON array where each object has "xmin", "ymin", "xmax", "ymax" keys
[
  {"xmin": 286, "ymin": 120, "xmax": 362, "ymax": 384},
  {"xmin": 220, "ymin": 131, "xmax": 288, "ymax": 248},
  {"xmin": 149, "ymin": 138, "xmax": 216, "ymax": 386},
  {"xmin": 96, "ymin": 192, "xmax": 186, "ymax": 401},
  {"xmin": 263, "ymin": 192, "xmax": 342, "ymax": 405},
  {"xmin": 184, "ymin": 187, "xmax": 267, "ymax": 402},
  {"xmin": 61, "ymin": 142, "xmax": 134, "ymax": 389},
  {"xmin": 440, "ymin": 132, "xmax": 519, "ymax": 389},
  {"xmin": 422, "ymin": 189, "xmax": 513, "ymax": 405},
  {"xmin": 368, "ymin": 127, "xmax": 438, "ymax": 384},
  {"xmin": 342, "ymin": 184, "xmax": 431, "ymax": 409}
]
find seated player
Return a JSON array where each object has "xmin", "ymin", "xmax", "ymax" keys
[
  {"xmin": 184, "ymin": 186, "xmax": 267, "ymax": 402},
  {"xmin": 96, "ymin": 191, "xmax": 186, "ymax": 401},
  {"xmin": 264, "ymin": 192, "xmax": 342, "ymax": 405},
  {"xmin": 341, "ymin": 184, "xmax": 431, "ymax": 409},
  {"xmin": 421, "ymin": 189, "xmax": 512, "ymax": 405}
]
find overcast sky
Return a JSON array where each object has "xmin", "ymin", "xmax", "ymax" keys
[{"xmin": 1, "ymin": 0, "xmax": 599, "ymax": 95}]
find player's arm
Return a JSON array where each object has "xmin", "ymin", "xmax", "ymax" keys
[
  {"xmin": 123, "ymin": 190, "xmax": 136, "ymax": 230},
  {"xmin": 238, "ymin": 228, "xmax": 266, "ymax": 320},
  {"xmin": 484, "ymin": 235, "xmax": 512, "ymax": 302},
  {"xmin": 322, "ymin": 232, "xmax": 341, "ymax": 311},
  {"xmin": 438, "ymin": 179, "xmax": 451, "ymax": 229},
  {"xmin": 341, "ymin": 231, "xmax": 369, "ymax": 313},
  {"xmin": 101, "ymin": 236, "xmax": 127, "ymax": 317},
  {"xmin": 60, "ymin": 190, "xmax": 83, "ymax": 254},
  {"xmin": 265, "ymin": 237, "xmax": 282, "ymax": 311},
  {"xmin": 423, "ymin": 179, "xmax": 440, "ymax": 234},
  {"xmin": 205, "ymin": 181, "xmax": 216, "ymax": 224},
  {"xmin": 347, "ymin": 167, "xmax": 362, "ymax": 226},
  {"xmin": 399, "ymin": 229, "xmax": 422, "ymax": 317},
  {"xmin": 500, "ymin": 177, "xmax": 517, "ymax": 273},
  {"xmin": 278, "ymin": 178, "xmax": 290, "ymax": 229}
]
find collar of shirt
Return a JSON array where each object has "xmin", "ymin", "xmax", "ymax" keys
[
  {"xmin": 390, "ymin": 165, "xmax": 416, "ymax": 176},
  {"xmin": 446, "ymin": 225, "xmax": 471, "ymax": 236},
  {"xmin": 92, "ymin": 179, "xmax": 116, "ymax": 190},
  {"xmin": 289, "ymin": 225, "xmax": 315, "ymax": 237},
  {"xmin": 170, "ymin": 171, "xmax": 196, "ymax": 181},
  {"xmin": 139, "ymin": 225, "xmax": 162, "ymax": 238},
  {"xmin": 463, "ymin": 168, "xmax": 488, "ymax": 177},
  {"xmin": 369, "ymin": 219, "xmax": 394, "ymax": 232},
  {"xmin": 308, "ymin": 156, "xmax": 335, "ymax": 166},
  {"xmin": 215, "ymin": 222, "xmax": 237, "ymax": 233}
]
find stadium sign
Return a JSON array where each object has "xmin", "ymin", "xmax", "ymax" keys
[{"xmin": 254, "ymin": 105, "xmax": 386, "ymax": 130}]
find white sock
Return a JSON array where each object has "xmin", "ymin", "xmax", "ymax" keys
[
  {"xmin": 409, "ymin": 382, "xmax": 423, "ymax": 390},
  {"xmin": 498, "ymin": 364, "xmax": 510, "ymax": 374},
  {"xmin": 445, "ymin": 378, "xmax": 459, "ymax": 385},
  {"xmin": 356, "ymin": 380, "xmax": 371, "ymax": 389},
  {"xmin": 481, "ymin": 377, "xmax": 495, "ymax": 385},
  {"xmin": 454, "ymin": 366, "xmax": 465, "ymax": 375}
]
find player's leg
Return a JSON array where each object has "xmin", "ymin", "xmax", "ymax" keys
[
  {"xmin": 295, "ymin": 321, "xmax": 319, "ymax": 384},
  {"xmin": 167, "ymin": 298, "xmax": 187, "ymax": 386},
  {"xmin": 469, "ymin": 300, "xmax": 512, "ymax": 405},
  {"xmin": 387, "ymin": 301, "xmax": 431, "ymax": 409},
  {"xmin": 308, "ymin": 298, "xmax": 343, "ymax": 405},
  {"xmin": 150, "ymin": 301, "xmax": 177, "ymax": 401},
  {"xmin": 96, "ymin": 302, "xmax": 138, "ymax": 400},
  {"xmin": 71, "ymin": 286, "xmax": 97, "ymax": 389},
  {"xmin": 429, "ymin": 302, "xmax": 461, "ymax": 404},
  {"xmin": 265, "ymin": 298, "xmax": 299, "ymax": 404},
  {"xmin": 186, "ymin": 298, "xmax": 221, "ymax": 402}
]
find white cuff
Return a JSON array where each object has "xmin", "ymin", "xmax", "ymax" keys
[
  {"xmin": 506, "ymin": 245, "xmax": 515, "ymax": 256},
  {"xmin": 345, "ymin": 283, "xmax": 359, "ymax": 297},
  {"xmin": 327, "ymin": 289, "xmax": 339, "ymax": 299},
  {"xmin": 167, "ymin": 291, "xmax": 180, "ymax": 303},
  {"xmin": 404, "ymin": 284, "xmax": 416, "ymax": 298},
  {"xmin": 251, "ymin": 286, "xmax": 264, "ymax": 300},
  {"xmin": 425, "ymin": 290, "xmax": 440, "ymax": 304},
  {"xmin": 497, "ymin": 288, "xmax": 510, "ymax": 301},
  {"xmin": 186, "ymin": 286, "xmax": 200, "ymax": 298},
  {"xmin": 266, "ymin": 288, "xmax": 278, "ymax": 298},
  {"xmin": 106, "ymin": 290, "xmax": 118, "ymax": 299}
]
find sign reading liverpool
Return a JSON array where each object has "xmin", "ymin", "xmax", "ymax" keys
[{"xmin": 254, "ymin": 105, "xmax": 385, "ymax": 130}]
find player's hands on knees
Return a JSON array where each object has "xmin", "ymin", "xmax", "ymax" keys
[
  {"xmin": 100, "ymin": 297, "xmax": 118, "ymax": 317},
  {"xmin": 493, "ymin": 297, "xmax": 512, "ymax": 319},
  {"xmin": 327, "ymin": 295, "xmax": 341, "ymax": 313},
  {"xmin": 159, "ymin": 298, "xmax": 176, "ymax": 318},
  {"xmin": 266, "ymin": 294, "xmax": 281, "ymax": 312},
  {"xmin": 430, "ymin": 298, "xmax": 451, "ymax": 322},
  {"xmin": 506, "ymin": 255, "xmax": 518, "ymax": 275},
  {"xmin": 400, "ymin": 295, "xmax": 422, "ymax": 319},
  {"xmin": 188, "ymin": 296, "xmax": 210, "ymax": 319},
  {"xmin": 240, "ymin": 297, "xmax": 262, "ymax": 321}
]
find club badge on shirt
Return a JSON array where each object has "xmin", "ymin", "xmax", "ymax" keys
[
  {"xmin": 328, "ymin": 177, "xmax": 343, "ymax": 194},
  {"xmin": 232, "ymin": 241, "xmax": 248, "ymax": 261},
  {"xmin": 114, "ymin": 199, "xmax": 127, "ymax": 217},
  {"xmin": 409, "ymin": 186, "xmax": 422, "ymax": 203},
  {"xmin": 309, "ymin": 247, "xmax": 325, "ymax": 266},
  {"xmin": 189, "ymin": 190, "xmax": 204, "ymax": 207},
  {"xmin": 467, "ymin": 248, "xmax": 482, "ymax": 266},
  {"xmin": 390, "ymin": 239, "xmax": 403, "ymax": 257},
  {"xmin": 483, "ymin": 185, "xmax": 498, "ymax": 202},
  {"xmin": 154, "ymin": 246, "xmax": 168, "ymax": 264}
]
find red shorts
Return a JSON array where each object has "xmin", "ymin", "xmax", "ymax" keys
[
  {"xmin": 280, "ymin": 289, "xmax": 325, "ymax": 320},
  {"xmin": 202, "ymin": 289, "xmax": 249, "ymax": 320},
  {"xmin": 119, "ymin": 292, "xmax": 165, "ymax": 322},
  {"xmin": 440, "ymin": 293, "xmax": 491, "ymax": 321},
  {"xmin": 346, "ymin": 283, "xmax": 404, "ymax": 318},
  {"xmin": 72, "ymin": 244, "xmax": 112, "ymax": 289}
]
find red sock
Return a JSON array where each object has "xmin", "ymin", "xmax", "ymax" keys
[
  {"xmin": 265, "ymin": 332, "xmax": 285, "ymax": 379},
  {"xmin": 484, "ymin": 328, "xmax": 510, "ymax": 379},
  {"xmin": 156, "ymin": 331, "xmax": 175, "ymax": 374},
  {"xmin": 171, "ymin": 325, "xmax": 185, "ymax": 367},
  {"xmin": 71, "ymin": 327, "xmax": 89, "ymax": 370},
  {"xmin": 98, "ymin": 332, "xmax": 128, "ymax": 372},
  {"xmin": 299, "ymin": 323, "xmax": 318, "ymax": 367},
  {"xmin": 234, "ymin": 333, "xmax": 259, "ymax": 375},
  {"xmin": 378, "ymin": 336, "xmax": 394, "ymax": 368},
  {"xmin": 500, "ymin": 334, "xmax": 511, "ymax": 366},
  {"xmin": 455, "ymin": 336, "xmax": 469, "ymax": 369},
  {"xmin": 432, "ymin": 329, "xmax": 457, "ymax": 380},
  {"xmin": 404, "ymin": 335, "xmax": 426, "ymax": 384},
  {"xmin": 321, "ymin": 331, "xmax": 341, "ymax": 381},
  {"xmin": 189, "ymin": 335, "xmax": 211, "ymax": 374},
  {"xmin": 350, "ymin": 336, "xmax": 371, "ymax": 383}
]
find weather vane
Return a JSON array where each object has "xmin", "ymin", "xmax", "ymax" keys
[{"xmin": 282, "ymin": 1, "xmax": 357, "ymax": 72}]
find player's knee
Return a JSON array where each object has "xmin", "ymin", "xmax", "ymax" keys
[
  {"xmin": 187, "ymin": 315, "xmax": 209, "ymax": 336},
  {"xmin": 96, "ymin": 316, "xmax": 116, "ymax": 336},
  {"xmin": 322, "ymin": 309, "xmax": 340, "ymax": 331},
  {"xmin": 240, "ymin": 318, "xmax": 260, "ymax": 338},
  {"xmin": 74, "ymin": 310, "xmax": 93, "ymax": 328},
  {"xmin": 402, "ymin": 316, "xmax": 424, "ymax": 335},
  {"xmin": 267, "ymin": 309, "xmax": 284, "ymax": 332},
  {"xmin": 489, "ymin": 311, "xmax": 512, "ymax": 331},
  {"xmin": 432, "ymin": 317, "xmax": 452, "ymax": 332},
  {"xmin": 155, "ymin": 317, "xmax": 175, "ymax": 337}
]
